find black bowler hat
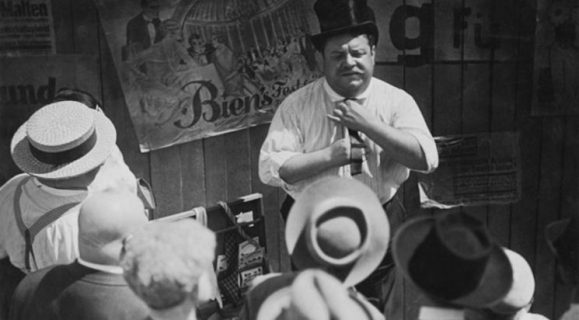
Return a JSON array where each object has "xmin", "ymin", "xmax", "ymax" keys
[{"xmin": 310, "ymin": 0, "xmax": 379, "ymax": 51}]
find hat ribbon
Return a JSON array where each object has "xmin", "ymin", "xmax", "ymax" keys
[{"xmin": 29, "ymin": 130, "xmax": 97, "ymax": 166}]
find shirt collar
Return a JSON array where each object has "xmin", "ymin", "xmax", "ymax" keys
[
  {"xmin": 77, "ymin": 257, "xmax": 123, "ymax": 275},
  {"xmin": 33, "ymin": 177, "xmax": 87, "ymax": 197},
  {"xmin": 322, "ymin": 78, "xmax": 372, "ymax": 103},
  {"xmin": 142, "ymin": 14, "xmax": 154, "ymax": 22}
]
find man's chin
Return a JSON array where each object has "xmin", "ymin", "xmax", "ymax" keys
[{"xmin": 337, "ymin": 81, "xmax": 364, "ymax": 96}]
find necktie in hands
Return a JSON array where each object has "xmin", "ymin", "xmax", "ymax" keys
[{"xmin": 335, "ymin": 98, "xmax": 373, "ymax": 177}]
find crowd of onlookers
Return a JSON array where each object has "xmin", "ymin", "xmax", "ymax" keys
[
  {"xmin": 1, "ymin": 0, "xmax": 578, "ymax": 318},
  {"xmin": 0, "ymin": 90, "xmax": 571, "ymax": 320}
]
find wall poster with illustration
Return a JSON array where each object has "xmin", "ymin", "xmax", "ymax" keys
[
  {"xmin": 533, "ymin": 0, "xmax": 579, "ymax": 116},
  {"xmin": 95, "ymin": 0, "xmax": 321, "ymax": 152}
]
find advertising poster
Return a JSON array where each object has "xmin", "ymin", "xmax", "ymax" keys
[
  {"xmin": 532, "ymin": 0, "xmax": 579, "ymax": 116},
  {"xmin": 418, "ymin": 132, "xmax": 521, "ymax": 209},
  {"xmin": 0, "ymin": 55, "xmax": 99, "ymax": 184},
  {"xmin": 0, "ymin": 0, "xmax": 56, "ymax": 57},
  {"xmin": 95, "ymin": 0, "xmax": 322, "ymax": 152}
]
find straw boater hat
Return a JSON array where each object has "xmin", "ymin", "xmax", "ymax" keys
[
  {"xmin": 285, "ymin": 177, "xmax": 389, "ymax": 287},
  {"xmin": 10, "ymin": 101, "xmax": 116, "ymax": 180},
  {"xmin": 310, "ymin": 0, "xmax": 379, "ymax": 51},
  {"xmin": 393, "ymin": 212, "xmax": 512, "ymax": 308}
]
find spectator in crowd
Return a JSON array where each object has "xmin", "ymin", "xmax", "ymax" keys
[
  {"xmin": 393, "ymin": 212, "xmax": 513, "ymax": 311},
  {"xmin": 546, "ymin": 209, "xmax": 579, "ymax": 320},
  {"xmin": 258, "ymin": 0, "xmax": 438, "ymax": 312},
  {"xmin": 9, "ymin": 189, "xmax": 149, "ymax": 320},
  {"xmin": 245, "ymin": 269, "xmax": 383, "ymax": 320},
  {"xmin": 0, "ymin": 99, "xmax": 138, "ymax": 318},
  {"xmin": 464, "ymin": 248, "xmax": 548, "ymax": 320},
  {"xmin": 120, "ymin": 219, "xmax": 218, "ymax": 320},
  {"xmin": 393, "ymin": 212, "xmax": 548, "ymax": 320},
  {"xmin": 240, "ymin": 177, "xmax": 388, "ymax": 320}
]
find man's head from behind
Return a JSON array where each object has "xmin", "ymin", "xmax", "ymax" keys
[
  {"xmin": 120, "ymin": 219, "xmax": 216, "ymax": 315},
  {"xmin": 78, "ymin": 189, "xmax": 147, "ymax": 266}
]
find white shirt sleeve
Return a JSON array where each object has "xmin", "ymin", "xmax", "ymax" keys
[
  {"xmin": 391, "ymin": 92, "xmax": 439, "ymax": 173},
  {"xmin": 258, "ymin": 101, "xmax": 303, "ymax": 188}
]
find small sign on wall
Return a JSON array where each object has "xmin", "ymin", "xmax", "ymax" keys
[
  {"xmin": 418, "ymin": 132, "xmax": 521, "ymax": 209},
  {"xmin": 0, "ymin": 0, "xmax": 57, "ymax": 57}
]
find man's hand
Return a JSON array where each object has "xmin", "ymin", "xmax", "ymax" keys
[
  {"xmin": 330, "ymin": 100, "xmax": 377, "ymax": 133},
  {"xmin": 327, "ymin": 138, "xmax": 351, "ymax": 167}
]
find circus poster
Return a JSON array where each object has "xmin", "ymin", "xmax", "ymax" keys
[{"xmin": 95, "ymin": 0, "xmax": 321, "ymax": 152}]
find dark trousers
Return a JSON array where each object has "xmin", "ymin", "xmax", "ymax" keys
[{"xmin": 280, "ymin": 193, "xmax": 405, "ymax": 313}]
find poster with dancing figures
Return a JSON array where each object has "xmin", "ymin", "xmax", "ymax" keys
[{"xmin": 95, "ymin": 0, "xmax": 321, "ymax": 152}]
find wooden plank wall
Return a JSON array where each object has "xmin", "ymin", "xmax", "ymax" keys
[{"xmin": 1, "ymin": 0, "xmax": 577, "ymax": 319}]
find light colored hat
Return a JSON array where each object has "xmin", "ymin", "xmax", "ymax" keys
[
  {"xmin": 489, "ymin": 248, "xmax": 535, "ymax": 314},
  {"xmin": 256, "ymin": 270, "xmax": 377, "ymax": 320},
  {"xmin": 392, "ymin": 212, "xmax": 512, "ymax": 308},
  {"xmin": 10, "ymin": 101, "xmax": 116, "ymax": 180},
  {"xmin": 285, "ymin": 177, "xmax": 389, "ymax": 286}
]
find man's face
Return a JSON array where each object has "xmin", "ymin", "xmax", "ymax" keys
[
  {"xmin": 322, "ymin": 33, "xmax": 375, "ymax": 98},
  {"xmin": 143, "ymin": 0, "xmax": 160, "ymax": 19}
]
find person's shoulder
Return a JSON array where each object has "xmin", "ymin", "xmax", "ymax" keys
[
  {"xmin": 13, "ymin": 264, "xmax": 61, "ymax": 297},
  {"xmin": 278, "ymin": 78, "xmax": 323, "ymax": 108},
  {"xmin": 371, "ymin": 77, "xmax": 416, "ymax": 103},
  {"xmin": 0, "ymin": 173, "xmax": 30, "ymax": 197},
  {"xmin": 371, "ymin": 77, "xmax": 411, "ymax": 95}
]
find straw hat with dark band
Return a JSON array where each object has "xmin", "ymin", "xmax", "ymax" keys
[
  {"xmin": 285, "ymin": 177, "xmax": 389, "ymax": 287},
  {"xmin": 11, "ymin": 101, "xmax": 116, "ymax": 180},
  {"xmin": 393, "ymin": 212, "xmax": 512, "ymax": 308}
]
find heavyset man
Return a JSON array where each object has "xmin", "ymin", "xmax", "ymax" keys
[{"xmin": 258, "ymin": 0, "xmax": 439, "ymax": 313}]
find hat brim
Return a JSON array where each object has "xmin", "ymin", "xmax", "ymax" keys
[
  {"xmin": 310, "ymin": 22, "xmax": 378, "ymax": 51},
  {"xmin": 10, "ymin": 109, "xmax": 116, "ymax": 180},
  {"xmin": 285, "ymin": 178, "xmax": 389, "ymax": 287},
  {"xmin": 392, "ymin": 215, "xmax": 512, "ymax": 308}
]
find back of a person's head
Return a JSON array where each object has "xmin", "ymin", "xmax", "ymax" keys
[
  {"xmin": 52, "ymin": 88, "xmax": 101, "ymax": 109},
  {"xmin": 120, "ymin": 219, "xmax": 216, "ymax": 312},
  {"xmin": 78, "ymin": 189, "xmax": 147, "ymax": 265}
]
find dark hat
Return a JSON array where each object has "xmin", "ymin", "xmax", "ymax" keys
[
  {"xmin": 285, "ymin": 177, "xmax": 389, "ymax": 286},
  {"xmin": 310, "ymin": 0, "xmax": 379, "ymax": 51},
  {"xmin": 545, "ymin": 212, "xmax": 579, "ymax": 284},
  {"xmin": 393, "ymin": 212, "xmax": 512, "ymax": 308}
]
